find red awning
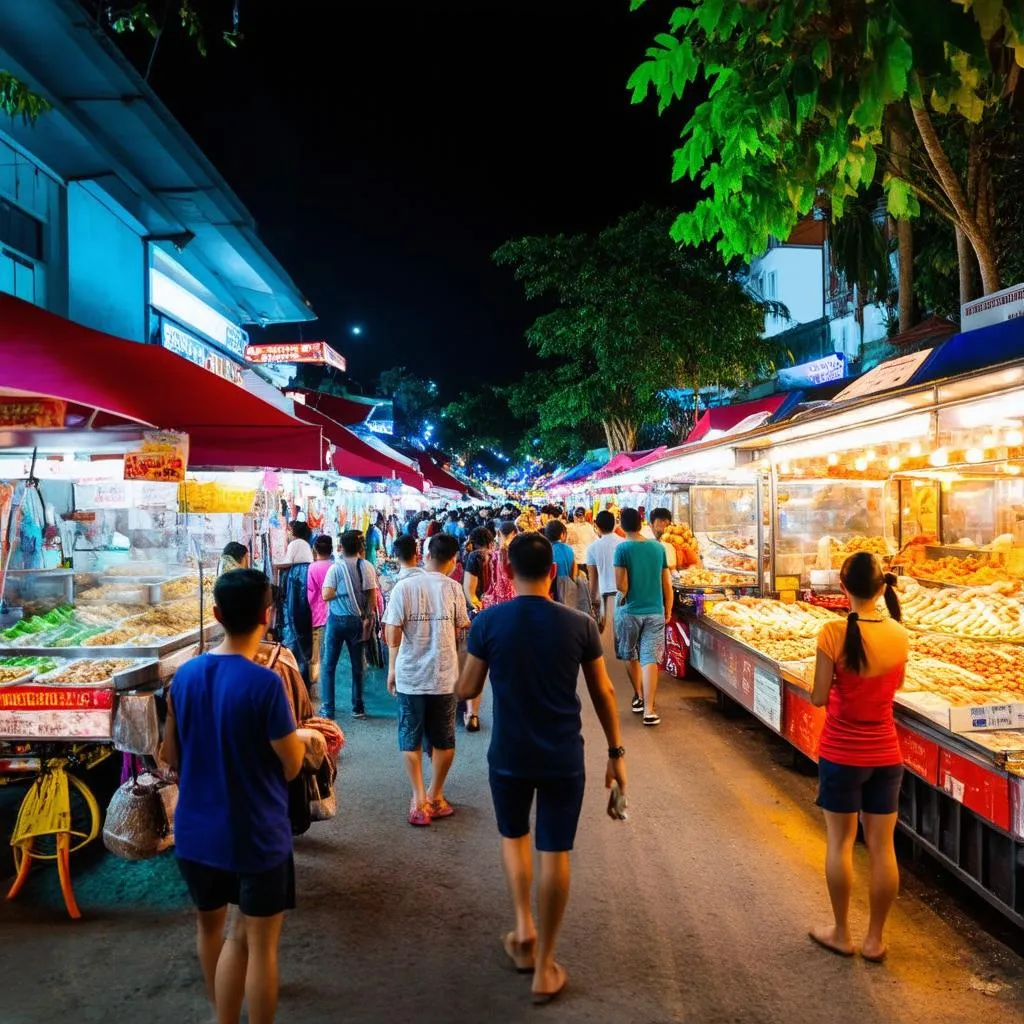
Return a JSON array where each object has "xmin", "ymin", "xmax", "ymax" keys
[
  {"xmin": 420, "ymin": 457, "xmax": 469, "ymax": 495},
  {"xmin": 290, "ymin": 389, "xmax": 381, "ymax": 427},
  {"xmin": 293, "ymin": 404, "xmax": 423, "ymax": 489},
  {"xmin": 687, "ymin": 395, "xmax": 788, "ymax": 443},
  {"xmin": 0, "ymin": 295, "xmax": 324, "ymax": 470}
]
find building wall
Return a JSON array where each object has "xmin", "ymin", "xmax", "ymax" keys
[
  {"xmin": 67, "ymin": 183, "xmax": 145, "ymax": 342},
  {"xmin": 829, "ymin": 301, "xmax": 891, "ymax": 359},
  {"xmin": 749, "ymin": 246, "xmax": 824, "ymax": 337}
]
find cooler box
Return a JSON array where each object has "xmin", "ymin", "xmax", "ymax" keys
[{"xmin": 663, "ymin": 618, "xmax": 690, "ymax": 679}]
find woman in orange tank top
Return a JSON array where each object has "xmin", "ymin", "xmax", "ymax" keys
[{"xmin": 809, "ymin": 552, "xmax": 907, "ymax": 964}]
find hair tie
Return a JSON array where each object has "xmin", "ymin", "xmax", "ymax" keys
[
  {"xmin": 847, "ymin": 611, "xmax": 859, "ymax": 623},
  {"xmin": 884, "ymin": 572, "xmax": 897, "ymax": 587}
]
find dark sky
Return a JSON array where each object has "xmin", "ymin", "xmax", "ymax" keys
[{"xmin": 143, "ymin": 0, "xmax": 686, "ymax": 398}]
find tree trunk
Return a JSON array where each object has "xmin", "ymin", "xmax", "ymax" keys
[
  {"xmin": 897, "ymin": 217, "xmax": 914, "ymax": 332},
  {"xmin": 909, "ymin": 94, "xmax": 1002, "ymax": 296},
  {"xmin": 956, "ymin": 227, "xmax": 976, "ymax": 308}
]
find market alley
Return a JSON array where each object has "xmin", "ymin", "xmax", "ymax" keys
[{"xmin": 1, "ymin": 659, "xmax": 1022, "ymax": 1024}]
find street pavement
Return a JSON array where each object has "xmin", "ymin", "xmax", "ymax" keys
[{"xmin": 1, "ymin": 650, "xmax": 1023, "ymax": 1023}]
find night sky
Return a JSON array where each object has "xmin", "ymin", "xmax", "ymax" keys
[{"xmin": 142, "ymin": 1, "xmax": 687, "ymax": 397}]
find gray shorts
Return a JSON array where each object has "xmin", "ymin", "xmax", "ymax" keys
[{"xmin": 614, "ymin": 610, "xmax": 666, "ymax": 666}]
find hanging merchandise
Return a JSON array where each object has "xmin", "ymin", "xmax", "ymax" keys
[{"xmin": 14, "ymin": 482, "xmax": 44, "ymax": 571}]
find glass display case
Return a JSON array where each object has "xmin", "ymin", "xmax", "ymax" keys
[{"xmin": 690, "ymin": 484, "xmax": 759, "ymax": 576}]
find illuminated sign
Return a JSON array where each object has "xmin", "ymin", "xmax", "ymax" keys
[
  {"xmin": 161, "ymin": 321, "xmax": 245, "ymax": 386},
  {"xmin": 962, "ymin": 281, "xmax": 1024, "ymax": 333},
  {"xmin": 244, "ymin": 341, "xmax": 347, "ymax": 372},
  {"xmin": 0, "ymin": 398, "xmax": 66, "ymax": 429},
  {"xmin": 150, "ymin": 267, "xmax": 249, "ymax": 359}
]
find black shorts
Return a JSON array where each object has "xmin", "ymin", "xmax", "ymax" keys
[
  {"xmin": 397, "ymin": 692, "xmax": 457, "ymax": 752},
  {"xmin": 489, "ymin": 771, "xmax": 586, "ymax": 852},
  {"xmin": 177, "ymin": 854, "xmax": 296, "ymax": 918},
  {"xmin": 816, "ymin": 759, "xmax": 904, "ymax": 815}
]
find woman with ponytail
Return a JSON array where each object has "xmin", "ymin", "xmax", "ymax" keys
[{"xmin": 809, "ymin": 552, "xmax": 907, "ymax": 964}]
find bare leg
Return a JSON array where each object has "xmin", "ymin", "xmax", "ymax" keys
[
  {"xmin": 500, "ymin": 835, "xmax": 536, "ymax": 945},
  {"xmin": 215, "ymin": 907, "xmax": 247, "ymax": 1024},
  {"xmin": 402, "ymin": 750, "xmax": 428, "ymax": 807},
  {"xmin": 627, "ymin": 659, "xmax": 642, "ymax": 699},
  {"xmin": 642, "ymin": 661, "xmax": 659, "ymax": 715},
  {"xmin": 426, "ymin": 747, "xmax": 455, "ymax": 803},
  {"xmin": 811, "ymin": 810, "xmax": 858, "ymax": 955},
  {"xmin": 861, "ymin": 811, "xmax": 900, "ymax": 959},
  {"xmin": 241, "ymin": 912, "xmax": 286, "ymax": 1024},
  {"xmin": 196, "ymin": 906, "xmax": 227, "ymax": 1007},
  {"xmin": 533, "ymin": 851, "xmax": 570, "ymax": 998},
  {"xmin": 465, "ymin": 694, "xmax": 482, "ymax": 723}
]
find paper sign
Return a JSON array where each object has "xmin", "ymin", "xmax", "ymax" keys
[
  {"xmin": 0, "ymin": 397, "xmax": 66, "ymax": 429},
  {"xmin": 124, "ymin": 430, "xmax": 189, "ymax": 483},
  {"xmin": 832, "ymin": 349, "xmax": 932, "ymax": 403},
  {"xmin": 753, "ymin": 665, "xmax": 782, "ymax": 731}
]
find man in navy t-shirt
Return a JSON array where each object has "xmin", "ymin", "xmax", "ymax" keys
[
  {"xmin": 161, "ymin": 569, "xmax": 305, "ymax": 1024},
  {"xmin": 457, "ymin": 533, "xmax": 627, "ymax": 1006}
]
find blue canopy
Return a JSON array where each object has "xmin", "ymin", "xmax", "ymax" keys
[{"xmin": 910, "ymin": 317, "xmax": 1024, "ymax": 385}]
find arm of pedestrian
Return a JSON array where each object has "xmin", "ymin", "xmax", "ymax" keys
[
  {"xmin": 271, "ymin": 731, "xmax": 306, "ymax": 782},
  {"xmin": 157, "ymin": 688, "xmax": 179, "ymax": 772},
  {"xmin": 615, "ymin": 565, "xmax": 628, "ymax": 596},
  {"xmin": 810, "ymin": 650, "xmax": 834, "ymax": 708},
  {"xmin": 364, "ymin": 589, "xmax": 377, "ymax": 617},
  {"xmin": 385, "ymin": 623, "xmax": 403, "ymax": 695},
  {"xmin": 322, "ymin": 583, "xmax": 337, "ymax": 602},
  {"xmin": 662, "ymin": 568, "xmax": 673, "ymax": 623},
  {"xmin": 455, "ymin": 652, "xmax": 488, "ymax": 700},
  {"xmin": 587, "ymin": 564, "xmax": 600, "ymax": 606},
  {"xmin": 582, "ymin": 656, "xmax": 627, "ymax": 795}
]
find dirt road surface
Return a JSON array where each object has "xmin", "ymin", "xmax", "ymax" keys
[{"xmin": 1, "ymin": 654, "xmax": 1022, "ymax": 1024}]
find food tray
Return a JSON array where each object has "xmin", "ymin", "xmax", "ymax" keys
[
  {"xmin": 905, "ymin": 623, "xmax": 1024, "ymax": 646},
  {"xmin": 0, "ymin": 621, "xmax": 223, "ymax": 660},
  {"xmin": 35, "ymin": 657, "xmax": 159, "ymax": 691},
  {"xmin": 0, "ymin": 669, "xmax": 36, "ymax": 688}
]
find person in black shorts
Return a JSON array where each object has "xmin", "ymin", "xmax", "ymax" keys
[
  {"xmin": 161, "ymin": 570, "xmax": 306, "ymax": 1024},
  {"xmin": 457, "ymin": 533, "xmax": 627, "ymax": 1005}
]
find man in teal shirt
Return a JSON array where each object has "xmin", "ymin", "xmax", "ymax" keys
[{"xmin": 613, "ymin": 507, "xmax": 673, "ymax": 726}]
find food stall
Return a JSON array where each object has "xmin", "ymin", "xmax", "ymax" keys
[{"xmin": 585, "ymin": 342, "xmax": 1024, "ymax": 928}]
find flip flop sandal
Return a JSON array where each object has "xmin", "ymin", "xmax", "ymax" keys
[
  {"xmin": 502, "ymin": 932, "xmax": 535, "ymax": 974},
  {"xmin": 808, "ymin": 930, "xmax": 855, "ymax": 957}
]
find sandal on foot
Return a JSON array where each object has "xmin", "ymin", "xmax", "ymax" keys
[
  {"xmin": 808, "ymin": 929, "xmax": 855, "ymax": 957},
  {"xmin": 430, "ymin": 796, "xmax": 456, "ymax": 819},
  {"xmin": 502, "ymin": 932, "xmax": 535, "ymax": 974},
  {"xmin": 532, "ymin": 963, "xmax": 567, "ymax": 1005},
  {"xmin": 466, "ymin": 714, "xmax": 481, "ymax": 732},
  {"xmin": 643, "ymin": 712, "xmax": 661, "ymax": 726},
  {"xmin": 408, "ymin": 799, "xmax": 432, "ymax": 827}
]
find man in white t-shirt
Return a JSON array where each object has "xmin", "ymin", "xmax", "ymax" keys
[
  {"xmin": 586, "ymin": 510, "xmax": 623, "ymax": 637},
  {"xmin": 566, "ymin": 507, "xmax": 598, "ymax": 567},
  {"xmin": 383, "ymin": 533, "xmax": 471, "ymax": 827}
]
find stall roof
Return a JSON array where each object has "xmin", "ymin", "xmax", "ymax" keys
[
  {"xmin": 909, "ymin": 317, "xmax": 1024, "ymax": 385},
  {"xmin": 289, "ymin": 389, "xmax": 383, "ymax": 428},
  {"xmin": 0, "ymin": 294, "xmax": 323, "ymax": 470},
  {"xmin": 291, "ymin": 404, "xmax": 423, "ymax": 489},
  {"xmin": 688, "ymin": 395, "xmax": 788, "ymax": 442}
]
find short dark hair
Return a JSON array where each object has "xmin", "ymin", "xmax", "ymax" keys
[
  {"xmin": 620, "ymin": 507, "xmax": 640, "ymax": 533},
  {"xmin": 508, "ymin": 533, "xmax": 553, "ymax": 581},
  {"xmin": 498, "ymin": 521, "xmax": 519, "ymax": 539},
  {"xmin": 340, "ymin": 529, "xmax": 364, "ymax": 556},
  {"xmin": 393, "ymin": 534, "xmax": 418, "ymax": 563},
  {"xmin": 468, "ymin": 526, "xmax": 494, "ymax": 550},
  {"xmin": 544, "ymin": 520, "xmax": 567, "ymax": 542},
  {"xmin": 428, "ymin": 533, "xmax": 460, "ymax": 563},
  {"xmin": 313, "ymin": 535, "xmax": 333, "ymax": 558},
  {"xmin": 214, "ymin": 569, "xmax": 271, "ymax": 636},
  {"xmin": 595, "ymin": 510, "xmax": 615, "ymax": 533},
  {"xmin": 290, "ymin": 520, "xmax": 312, "ymax": 542},
  {"xmin": 221, "ymin": 541, "xmax": 247, "ymax": 563},
  {"xmin": 574, "ymin": 507, "xmax": 587, "ymax": 519},
  {"xmin": 650, "ymin": 507, "xmax": 672, "ymax": 524}
]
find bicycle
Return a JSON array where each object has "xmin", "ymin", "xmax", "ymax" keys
[{"xmin": 2, "ymin": 742, "xmax": 111, "ymax": 919}]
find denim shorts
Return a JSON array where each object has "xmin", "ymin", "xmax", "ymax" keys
[
  {"xmin": 816, "ymin": 758, "xmax": 904, "ymax": 815},
  {"xmin": 614, "ymin": 610, "xmax": 666, "ymax": 665},
  {"xmin": 489, "ymin": 771, "xmax": 586, "ymax": 852},
  {"xmin": 397, "ymin": 692, "xmax": 457, "ymax": 752}
]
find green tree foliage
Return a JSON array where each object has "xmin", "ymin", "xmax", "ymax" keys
[
  {"xmin": 440, "ymin": 386, "xmax": 523, "ymax": 467},
  {"xmin": 628, "ymin": 0, "xmax": 1024, "ymax": 297},
  {"xmin": 494, "ymin": 207, "xmax": 777, "ymax": 455}
]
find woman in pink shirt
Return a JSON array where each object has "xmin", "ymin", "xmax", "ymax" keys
[{"xmin": 306, "ymin": 536, "xmax": 335, "ymax": 696}]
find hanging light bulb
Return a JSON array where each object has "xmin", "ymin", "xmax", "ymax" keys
[
  {"xmin": 965, "ymin": 448, "xmax": 984, "ymax": 464},
  {"xmin": 929, "ymin": 448, "xmax": 949, "ymax": 467},
  {"xmin": 865, "ymin": 448, "xmax": 877, "ymax": 463},
  {"xmin": 779, "ymin": 461, "xmax": 791, "ymax": 475},
  {"xmin": 854, "ymin": 457, "xmax": 868, "ymax": 472},
  {"xmin": 887, "ymin": 456, "xmax": 901, "ymax": 471},
  {"xmin": 909, "ymin": 441, "xmax": 923, "ymax": 458},
  {"xmin": 1005, "ymin": 429, "xmax": 1024, "ymax": 447},
  {"xmin": 1006, "ymin": 464, "xmax": 1022, "ymax": 476},
  {"xmin": 826, "ymin": 452, "xmax": 839, "ymax": 466}
]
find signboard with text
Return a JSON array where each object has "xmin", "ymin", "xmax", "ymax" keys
[
  {"xmin": 124, "ymin": 430, "xmax": 189, "ymax": 483},
  {"xmin": 0, "ymin": 397, "xmax": 66, "ymax": 429},
  {"xmin": 0, "ymin": 685, "xmax": 114, "ymax": 740},
  {"xmin": 832, "ymin": 349, "xmax": 932, "ymax": 403},
  {"xmin": 961, "ymin": 281, "xmax": 1024, "ymax": 333},
  {"xmin": 777, "ymin": 353, "xmax": 846, "ymax": 389},
  {"xmin": 161, "ymin": 320, "xmax": 245, "ymax": 386},
  {"xmin": 244, "ymin": 341, "xmax": 347, "ymax": 372}
]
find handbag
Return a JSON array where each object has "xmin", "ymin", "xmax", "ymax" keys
[{"xmin": 103, "ymin": 769, "xmax": 176, "ymax": 861}]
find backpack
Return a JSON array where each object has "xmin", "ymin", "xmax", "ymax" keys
[{"xmin": 554, "ymin": 573, "xmax": 594, "ymax": 617}]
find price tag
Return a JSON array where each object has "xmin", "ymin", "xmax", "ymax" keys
[
  {"xmin": 690, "ymin": 630, "xmax": 705, "ymax": 672},
  {"xmin": 753, "ymin": 665, "xmax": 782, "ymax": 732}
]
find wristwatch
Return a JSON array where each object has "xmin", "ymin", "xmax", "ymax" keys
[{"xmin": 608, "ymin": 745, "xmax": 626, "ymax": 760}]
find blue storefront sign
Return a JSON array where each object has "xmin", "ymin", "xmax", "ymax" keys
[
  {"xmin": 160, "ymin": 319, "xmax": 244, "ymax": 386},
  {"xmin": 777, "ymin": 353, "xmax": 846, "ymax": 389}
]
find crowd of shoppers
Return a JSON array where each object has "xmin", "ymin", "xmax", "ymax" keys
[{"xmin": 166, "ymin": 501, "xmax": 908, "ymax": 1021}]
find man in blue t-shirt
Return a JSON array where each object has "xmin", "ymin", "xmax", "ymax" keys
[
  {"xmin": 613, "ymin": 507, "xmax": 673, "ymax": 726},
  {"xmin": 457, "ymin": 533, "xmax": 627, "ymax": 1006},
  {"xmin": 161, "ymin": 569, "xmax": 305, "ymax": 1024}
]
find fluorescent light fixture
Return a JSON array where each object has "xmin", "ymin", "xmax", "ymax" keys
[{"xmin": 765, "ymin": 413, "xmax": 931, "ymax": 464}]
